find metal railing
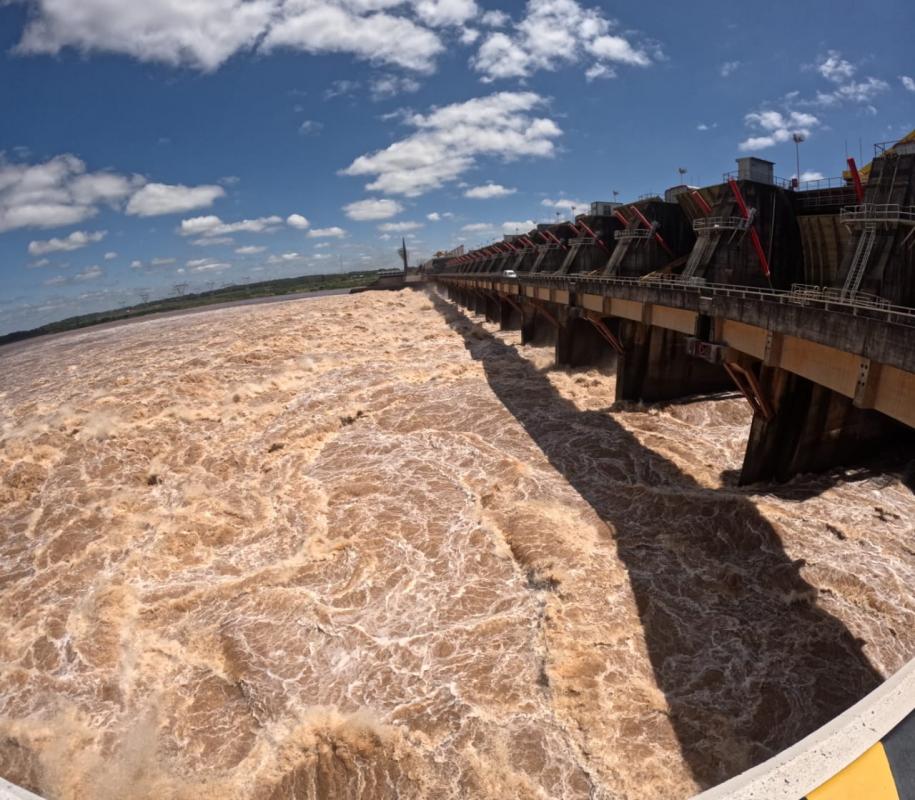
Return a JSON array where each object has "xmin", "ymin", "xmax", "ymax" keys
[
  {"xmin": 794, "ymin": 189, "xmax": 858, "ymax": 210},
  {"xmin": 790, "ymin": 283, "xmax": 891, "ymax": 309},
  {"xmin": 722, "ymin": 171, "xmax": 794, "ymax": 189},
  {"xmin": 436, "ymin": 272, "xmax": 915, "ymax": 326},
  {"xmin": 796, "ymin": 176, "xmax": 848, "ymax": 191},
  {"xmin": 614, "ymin": 228, "xmax": 652, "ymax": 240},
  {"xmin": 839, "ymin": 204, "xmax": 915, "ymax": 226},
  {"xmin": 692, "ymin": 216, "xmax": 750, "ymax": 233}
]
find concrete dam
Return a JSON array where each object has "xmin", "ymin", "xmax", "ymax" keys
[
  {"xmin": 422, "ymin": 137, "xmax": 915, "ymax": 799},
  {"xmin": 2, "ymin": 140, "xmax": 915, "ymax": 800}
]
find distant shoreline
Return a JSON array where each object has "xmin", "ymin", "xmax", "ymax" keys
[{"xmin": 0, "ymin": 271, "xmax": 381, "ymax": 350}]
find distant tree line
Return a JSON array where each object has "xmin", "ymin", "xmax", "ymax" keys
[{"xmin": 0, "ymin": 270, "xmax": 384, "ymax": 347}]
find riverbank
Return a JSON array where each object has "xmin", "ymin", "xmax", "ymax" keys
[{"xmin": 0, "ymin": 271, "xmax": 380, "ymax": 348}]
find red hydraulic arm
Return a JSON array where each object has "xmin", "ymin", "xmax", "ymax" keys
[
  {"xmin": 728, "ymin": 178, "xmax": 771, "ymax": 279},
  {"xmin": 573, "ymin": 219, "xmax": 611, "ymax": 253},
  {"xmin": 630, "ymin": 206, "xmax": 674, "ymax": 257},
  {"xmin": 613, "ymin": 208, "xmax": 630, "ymax": 228},
  {"xmin": 847, "ymin": 157, "xmax": 865, "ymax": 203},
  {"xmin": 543, "ymin": 229, "xmax": 564, "ymax": 246},
  {"xmin": 691, "ymin": 190, "xmax": 713, "ymax": 215}
]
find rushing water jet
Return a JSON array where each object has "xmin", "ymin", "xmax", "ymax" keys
[{"xmin": 1, "ymin": 289, "xmax": 913, "ymax": 799}]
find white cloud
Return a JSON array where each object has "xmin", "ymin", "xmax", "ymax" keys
[
  {"xmin": 541, "ymin": 197, "xmax": 586, "ymax": 211},
  {"xmin": 236, "ymin": 245, "xmax": 267, "ymax": 254},
  {"xmin": 130, "ymin": 257, "xmax": 176, "ymax": 270},
  {"xmin": 287, "ymin": 213, "xmax": 310, "ymax": 229},
  {"xmin": 126, "ymin": 182, "xmax": 225, "ymax": 217},
  {"xmin": 502, "ymin": 219, "xmax": 535, "ymax": 233},
  {"xmin": 267, "ymin": 251, "xmax": 305, "ymax": 263},
  {"xmin": 471, "ymin": 0, "xmax": 655, "ymax": 82},
  {"xmin": 696, "ymin": 122, "xmax": 717, "ymax": 131},
  {"xmin": 480, "ymin": 9, "xmax": 509, "ymax": 26},
  {"xmin": 179, "ymin": 214, "xmax": 284, "ymax": 237},
  {"xmin": 307, "ymin": 226, "xmax": 347, "ymax": 238},
  {"xmin": 369, "ymin": 74, "xmax": 421, "ymax": 101},
  {"xmin": 902, "ymin": 76, "xmax": 915, "ymax": 93},
  {"xmin": 464, "ymin": 182, "xmax": 515, "ymax": 199},
  {"xmin": 343, "ymin": 197, "xmax": 404, "ymax": 220},
  {"xmin": 262, "ymin": 4, "xmax": 444, "ymax": 73},
  {"xmin": 324, "ymin": 79, "xmax": 361, "ymax": 99},
  {"xmin": 739, "ymin": 109, "xmax": 820, "ymax": 151},
  {"xmin": 187, "ymin": 257, "xmax": 231, "ymax": 272},
  {"xmin": 343, "ymin": 91, "xmax": 561, "ymax": 196},
  {"xmin": 191, "ymin": 236, "xmax": 235, "ymax": 246},
  {"xmin": 16, "ymin": 0, "xmax": 275, "ymax": 71},
  {"xmin": 461, "ymin": 222, "xmax": 495, "ymax": 232},
  {"xmin": 412, "ymin": 0, "xmax": 478, "ymax": 27},
  {"xmin": 16, "ymin": 0, "xmax": 472, "ymax": 74},
  {"xmin": 720, "ymin": 60, "xmax": 739, "ymax": 77},
  {"xmin": 817, "ymin": 50, "xmax": 855, "ymax": 83},
  {"xmin": 812, "ymin": 76, "xmax": 889, "ymax": 107},
  {"xmin": 584, "ymin": 63, "xmax": 614, "ymax": 81},
  {"xmin": 298, "ymin": 119, "xmax": 323, "ymax": 135},
  {"xmin": 459, "ymin": 27, "xmax": 479, "ymax": 44},
  {"xmin": 795, "ymin": 170, "xmax": 825, "ymax": 182},
  {"xmin": 426, "ymin": 211, "xmax": 453, "ymax": 221},
  {"xmin": 378, "ymin": 221, "xmax": 423, "ymax": 232},
  {"xmin": 0, "ymin": 155, "xmax": 137, "ymax": 232},
  {"xmin": 75, "ymin": 264, "xmax": 103, "ymax": 281},
  {"xmin": 28, "ymin": 229, "xmax": 106, "ymax": 255},
  {"xmin": 103, "ymin": 251, "xmax": 117, "ymax": 260},
  {"xmin": 28, "ymin": 258, "xmax": 51, "ymax": 269}
]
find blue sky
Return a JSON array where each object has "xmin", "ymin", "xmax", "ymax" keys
[{"xmin": 1, "ymin": 0, "xmax": 913, "ymax": 334}]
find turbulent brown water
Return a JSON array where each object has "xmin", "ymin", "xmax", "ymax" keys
[{"xmin": 1, "ymin": 289, "xmax": 914, "ymax": 800}]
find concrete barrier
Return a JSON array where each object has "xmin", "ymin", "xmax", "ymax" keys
[{"xmin": 692, "ymin": 657, "xmax": 915, "ymax": 799}]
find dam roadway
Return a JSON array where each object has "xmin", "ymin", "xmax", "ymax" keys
[{"xmin": 434, "ymin": 271, "xmax": 915, "ymax": 485}]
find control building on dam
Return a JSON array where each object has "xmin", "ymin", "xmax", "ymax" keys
[{"xmin": 425, "ymin": 135, "xmax": 915, "ymax": 487}]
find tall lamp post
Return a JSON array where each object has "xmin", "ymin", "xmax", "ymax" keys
[
  {"xmin": 678, "ymin": 166, "xmax": 687, "ymax": 185},
  {"xmin": 792, "ymin": 132, "xmax": 805, "ymax": 188}
]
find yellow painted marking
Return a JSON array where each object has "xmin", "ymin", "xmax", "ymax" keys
[
  {"xmin": 874, "ymin": 364, "xmax": 915, "ymax": 429},
  {"xmin": 720, "ymin": 319, "xmax": 767, "ymax": 359},
  {"xmin": 609, "ymin": 298, "xmax": 643, "ymax": 321},
  {"xmin": 650, "ymin": 305, "xmax": 696, "ymax": 335},
  {"xmin": 780, "ymin": 336, "xmax": 860, "ymax": 398},
  {"xmin": 808, "ymin": 742, "xmax": 899, "ymax": 800}
]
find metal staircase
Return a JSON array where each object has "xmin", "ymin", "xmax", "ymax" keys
[
  {"xmin": 559, "ymin": 239, "xmax": 587, "ymax": 274},
  {"xmin": 604, "ymin": 239, "xmax": 631, "ymax": 275},
  {"xmin": 840, "ymin": 222, "xmax": 877, "ymax": 298},
  {"xmin": 681, "ymin": 235, "xmax": 712, "ymax": 280}
]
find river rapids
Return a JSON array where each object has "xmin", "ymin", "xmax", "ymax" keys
[{"xmin": 1, "ymin": 288, "xmax": 913, "ymax": 799}]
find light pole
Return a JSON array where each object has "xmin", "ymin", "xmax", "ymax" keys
[
  {"xmin": 678, "ymin": 166, "xmax": 687, "ymax": 185},
  {"xmin": 792, "ymin": 132, "xmax": 805, "ymax": 188}
]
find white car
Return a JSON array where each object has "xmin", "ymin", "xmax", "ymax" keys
[{"xmin": 502, "ymin": 269, "xmax": 518, "ymax": 278}]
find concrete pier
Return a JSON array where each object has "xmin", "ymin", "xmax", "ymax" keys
[
  {"xmin": 615, "ymin": 321, "xmax": 731, "ymax": 403},
  {"xmin": 738, "ymin": 365, "xmax": 901, "ymax": 485},
  {"xmin": 554, "ymin": 314, "xmax": 616, "ymax": 368}
]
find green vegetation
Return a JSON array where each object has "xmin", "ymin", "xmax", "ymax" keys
[{"xmin": 1, "ymin": 270, "xmax": 385, "ymax": 347}]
